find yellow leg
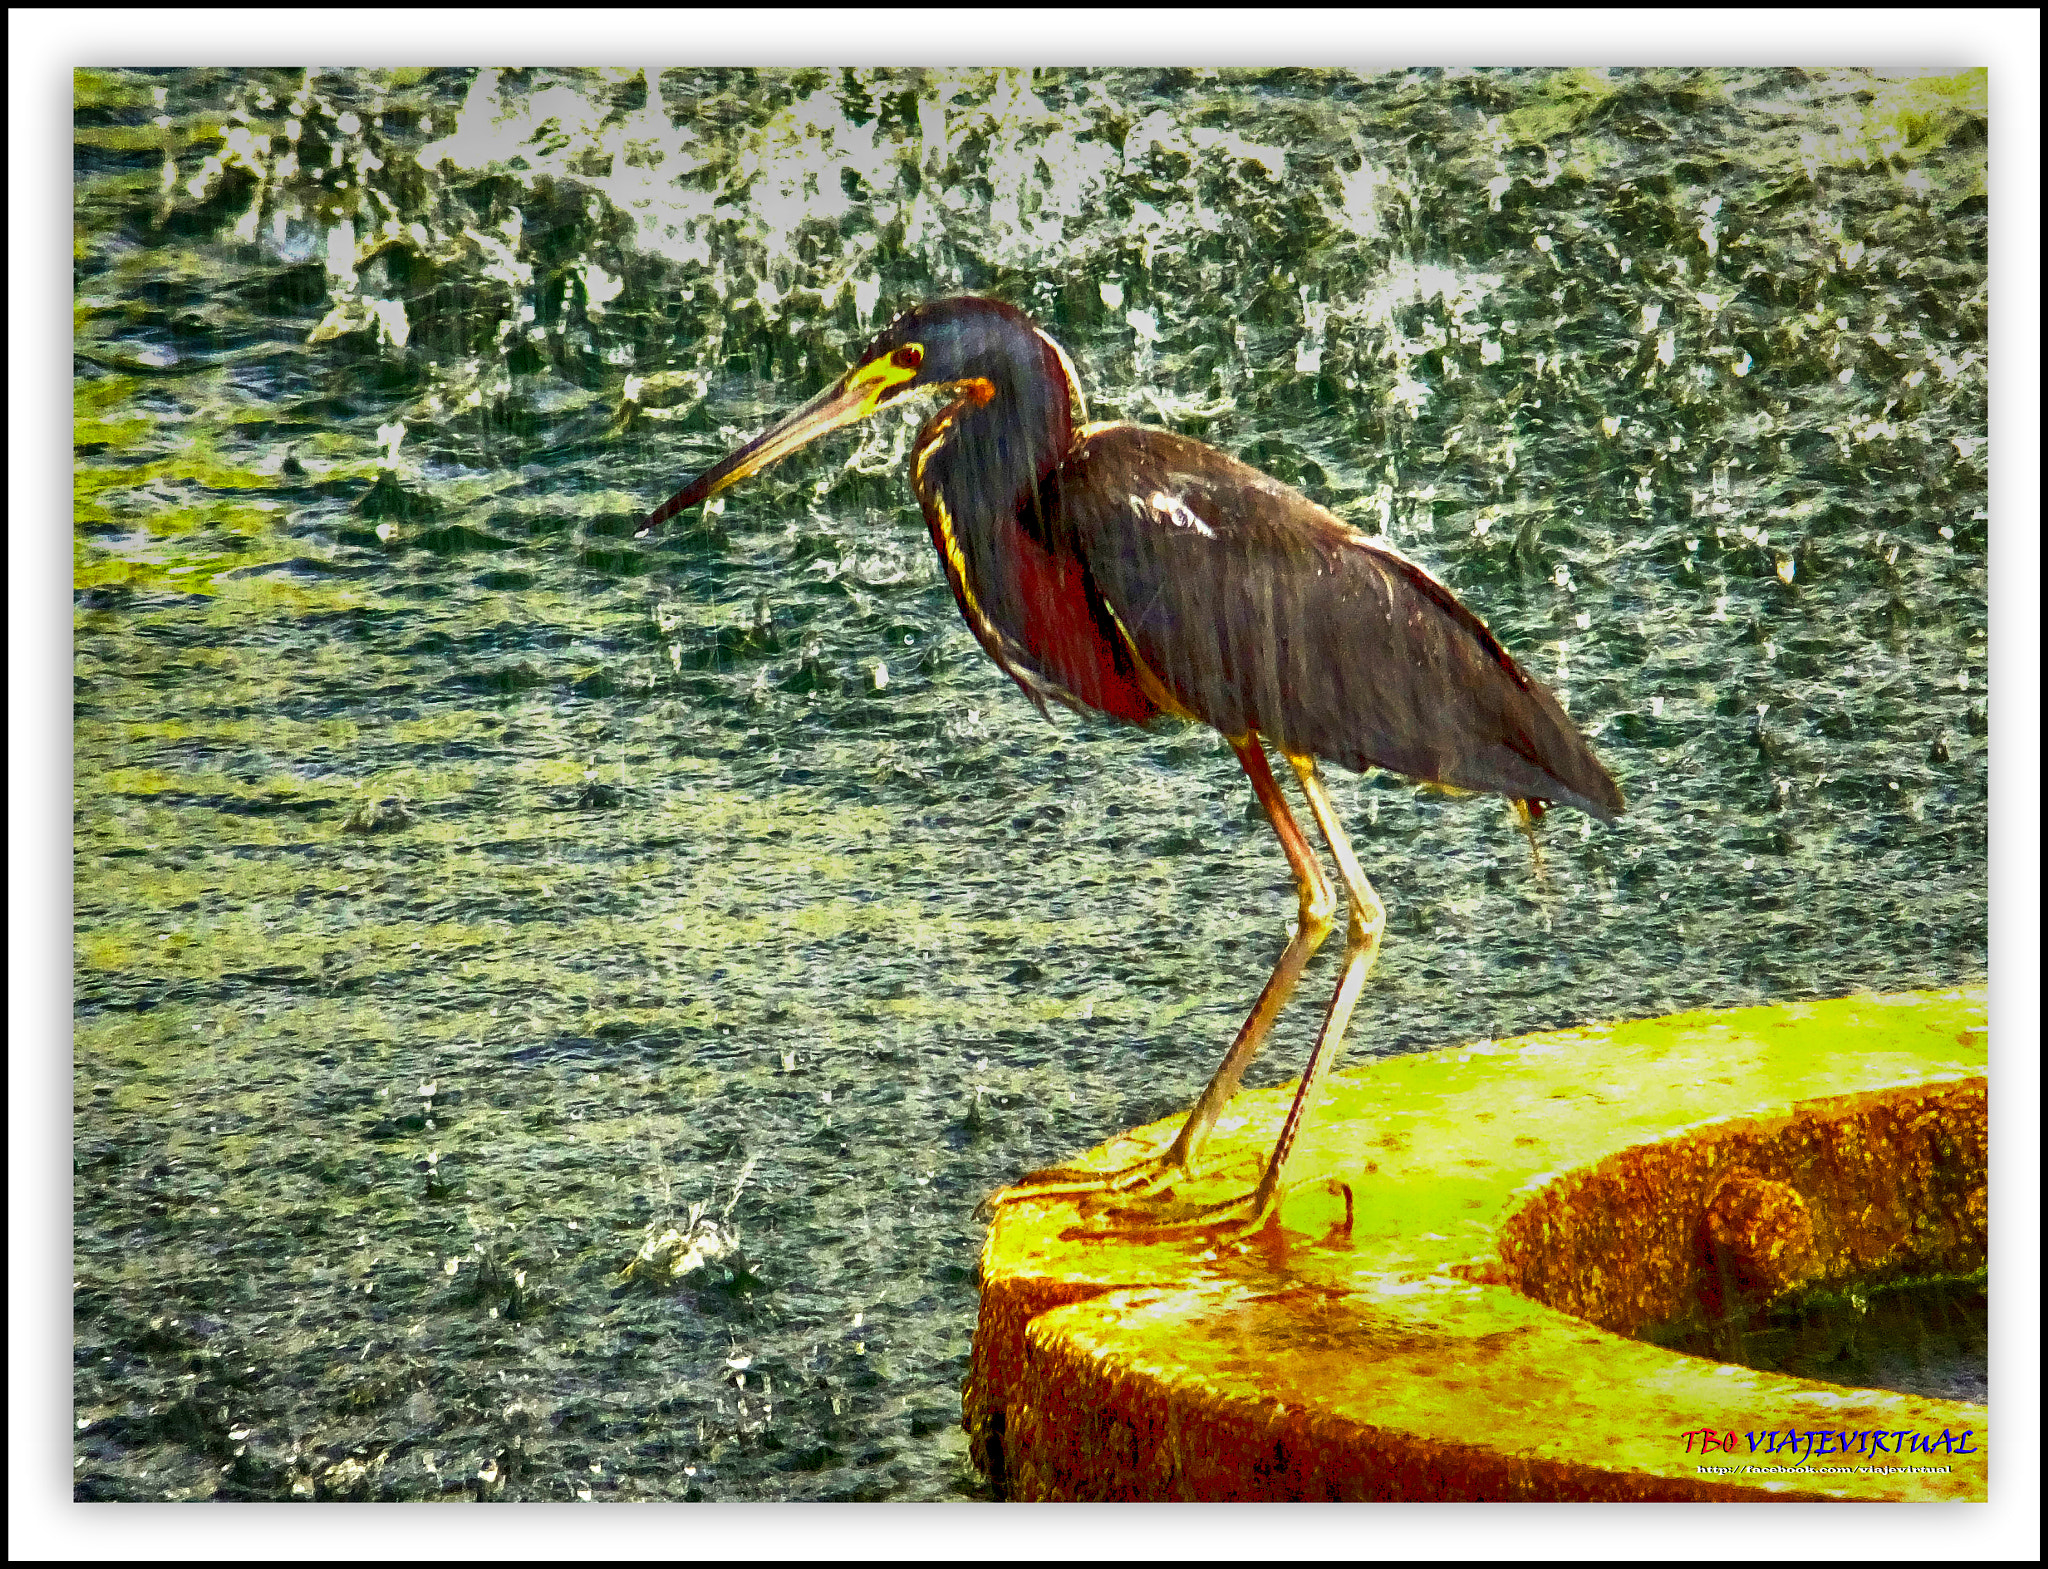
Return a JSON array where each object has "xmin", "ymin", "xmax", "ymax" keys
[
  {"xmin": 977, "ymin": 734, "xmax": 1336, "ymax": 1218},
  {"xmin": 1078, "ymin": 754, "xmax": 1385, "ymax": 1243},
  {"xmin": 1243, "ymin": 754, "xmax": 1386, "ymax": 1222}
]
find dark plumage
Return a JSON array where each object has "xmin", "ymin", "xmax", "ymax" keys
[
  {"xmin": 640, "ymin": 295, "xmax": 1622, "ymax": 1235},
  {"xmin": 1043, "ymin": 426, "xmax": 1623, "ymax": 820}
]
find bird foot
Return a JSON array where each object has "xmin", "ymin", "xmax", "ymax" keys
[
  {"xmin": 981, "ymin": 1160, "xmax": 1355, "ymax": 1250},
  {"xmin": 1059, "ymin": 1186, "xmax": 1277, "ymax": 1244},
  {"xmin": 972, "ymin": 1149, "xmax": 1185, "ymax": 1223},
  {"xmin": 1064, "ymin": 1178, "xmax": 1355, "ymax": 1250}
]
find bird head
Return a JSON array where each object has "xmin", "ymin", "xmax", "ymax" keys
[{"xmin": 636, "ymin": 297, "xmax": 1061, "ymax": 534}]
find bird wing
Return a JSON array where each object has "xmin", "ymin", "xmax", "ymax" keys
[{"xmin": 1043, "ymin": 425, "xmax": 1624, "ymax": 821}]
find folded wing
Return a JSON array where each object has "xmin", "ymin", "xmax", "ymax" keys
[{"xmin": 1042, "ymin": 425, "xmax": 1624, "ymax": 821}]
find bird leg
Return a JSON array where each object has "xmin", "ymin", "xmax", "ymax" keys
[
  {"xmin": 976, "ymin": 735, "xmax": 1337, "ymax": 1220},
  {"xmin": 1080, "ymin": 754, "xmax": 1386, "ymax": 1242},
  {"xmin": 1237, "ymin": 755, "xmax": 1387, "ymax": 1224}
]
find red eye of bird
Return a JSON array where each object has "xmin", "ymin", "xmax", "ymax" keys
[{"xmin": 891, "ymin": 345, "xmax": 923, "ymax": 372}]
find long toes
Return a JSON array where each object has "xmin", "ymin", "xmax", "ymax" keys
[
  {"xmin": 1015, "ymin": 1163, "xmax": 1120, "ymax": 1187},
  {"xmin": 1071, "ymin": 1181, "xmax": 1178, "ymax": 1220},
  {"xmin": 1060, "ymin": 1192, "xmax": 1273, "ymax": 1243},
  {"xmin": 973, "ymin": 1171, "xmax": 1115, "ymax": 1222},
  {"xmin": 977, "ymin": 1154, "xmax": 1185, "ymax": 1221}
]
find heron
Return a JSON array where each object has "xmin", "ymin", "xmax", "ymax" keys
[{"xmin": 638, "ymin": 296, "xmax": 1623, "ymax": 1236}]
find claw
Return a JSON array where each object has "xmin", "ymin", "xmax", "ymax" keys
[
  {"xmin": 1059, "ymin": 1182, "xmax": 1276, "ymax": 1242},
  {"xmin": 974, "ymin": 1172, "xmax": 1167, "ymax": 1224},
  {"xmin": 974, "ymin": 1144, "xmax": 1187, "ymax": 1222},
  {"xmin": 979, "ymin": 1161, "xmax": 1284, "ymax": 1245},
  {"xmin": 1061, "ymin": 1208, "xmax": 1276, "ymax": 1247}
]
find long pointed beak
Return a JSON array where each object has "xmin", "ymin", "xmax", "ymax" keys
[{"xmin": 636, "ymin": 370, "xmax": 887, "ymax": 537}]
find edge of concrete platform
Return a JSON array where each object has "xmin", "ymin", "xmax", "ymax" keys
[{"xmin": 965, "ymin": 988, "xmax": 1988, "ymax": 1502}]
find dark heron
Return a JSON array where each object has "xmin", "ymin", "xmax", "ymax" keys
[{"xmin": 638, "ymin": 296, "xmax": 1623, "ymax": 1236}]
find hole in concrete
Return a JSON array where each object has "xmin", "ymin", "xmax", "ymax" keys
[
  {"xmin": 1642, "ymin": 1270, "xmax": 1987, "ymax": 1403},
  {"xmin": 1494, "ymin": 1076, "xmax": 1986, "ymax": 1403}
]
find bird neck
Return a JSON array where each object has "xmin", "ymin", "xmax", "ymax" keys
[{"xmin": 911, "ymin": 338, "xmax": 1077, "ymax": 548}]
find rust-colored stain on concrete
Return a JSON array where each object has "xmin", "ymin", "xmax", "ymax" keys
[{"xmin": 966, "ymin": 989, "xmax": 1988, "ymax": 1501}]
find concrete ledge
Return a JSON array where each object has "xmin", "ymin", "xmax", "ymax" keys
[{"xmin": 966, "ymin": 989, "xmax": 1988, "ymax": 1501}]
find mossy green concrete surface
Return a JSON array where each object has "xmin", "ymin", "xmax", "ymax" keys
[{"xmin": 969, "ymin": 989, "xmax": 1987, "ymax": 1500}]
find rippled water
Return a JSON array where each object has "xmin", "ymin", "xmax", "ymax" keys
[{"xmin": 73, "ymin": 66, "xmax": 1987, "ymax": 1501}]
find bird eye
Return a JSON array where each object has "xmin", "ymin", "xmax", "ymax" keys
[{"xmin": 891, "ymin": 344, "xmax": 923, "ymax": 372}]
